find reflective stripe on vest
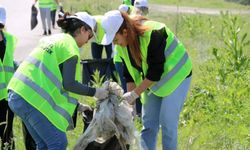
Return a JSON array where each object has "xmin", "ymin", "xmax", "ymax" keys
[
  {"xmin": 13, "ymin": 71, "xmax": 75, "ymax": 130},
  {"xmin": 3, "ymin": 32, "xmax": 16, "ymax": 84},
  {"xmin": 151, "ymin": 46, "xmax": 189, "ymax": 91},
  {"xmin": 25, "ymin": 56, "xmax": 78, "ymax": 105},
  {"xmin": 8, "ymin": 33, "xmax": 81, "ymax": 131},
  {"xmin": 0, "ymin": 83, "xmax": 6, "ymax": 89},
  {"xmin": 0, "ymin": 32, "xmax": 16, "ymax": 100}
]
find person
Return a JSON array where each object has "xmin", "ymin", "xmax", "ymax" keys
[
  {"xmin": 118, "ymin": 4, "xmax": 134, "ymax": 14},
  {"xmin": 50, "ymin": 0, "xmax": 57, "ymax": 29},
  {"xmin": 0, "ymin": 5, "xmax": 17, "ymax": 150},
  {"xmin": 122, "ymin": 0, "xmax": 134, "ymax": 6},
  {"xmin": 90, "ymin": 15, "xmax": 112, "ymax": 59},
  {"xmin": 132, "ymin": 0, "xmax": 149, "ymax": 16},
  {"xmin": 34, "ymin": 0, "xmax": 58, "ymax": 35},
  {"xmin": 7, "ymin": 12, "xmax": 109, "ymax": 149},
  {"xmin": 117, "ymin": 0, "xmax": 149, "ymax": 116},
  {"xmin": 101, "ymin": 10, "xmax": 192, "ymax": 150}
]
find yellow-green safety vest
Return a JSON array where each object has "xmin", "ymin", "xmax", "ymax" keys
[
  {"xmin": 113, "ymin": 45, "xmax": 123, "ymax": 63},
  {"xmin": 0, "ymin": 32, "xmax": 17, "ymax": 100},
  {"xmin": 94, "ymin": 15, "xmax": 105, "ymax": 44},
  {"xmin": 38, "ymin": 0, "xmax": 52, "ymax": 8},
  {"xmin": 123, "ymin": 0, "xmax": 132, "ymax": 5},
  {"xmin": 115, "ymin": 21, "xmax": 192, "ymax": 103},
  {"xmin": 8, "ymin": 33, "xmax": 81, "ymax": 132}
]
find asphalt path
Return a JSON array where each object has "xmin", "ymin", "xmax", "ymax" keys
[
  {"xmin": 1, "ymin": 0, "xmax": 60, "ymax": 62},
  {"xmin": 1, "ymin": 1, "xmax": 249, "ymax": 61}
]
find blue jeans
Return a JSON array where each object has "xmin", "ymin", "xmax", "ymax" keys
[
  {"xmin": 140, "ymin": 76, "xmax": 192, "ymax": 150},
  {"xmin": 114, "ymin": 62, "xmax": 127, "ymax": 92},
  {"xmin": 8, "ymin": 91, "xmax": 67, "ymax": 150}
]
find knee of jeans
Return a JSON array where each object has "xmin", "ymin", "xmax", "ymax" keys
[{"xmin": 142, "ymin": 125, "xmax": 159, "ymax": 135}]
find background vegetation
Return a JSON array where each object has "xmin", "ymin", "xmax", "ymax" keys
[{"xmin": 7, "ymin": 0, "xmax": 250, "ymax": 150}]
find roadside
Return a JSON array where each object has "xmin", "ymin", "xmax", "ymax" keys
[
  {"xmin": 149, "ymin": 4, "xmax": 250, "ymax": 15},
  {"xmin": 1, "ymin": 0, "xmax": 249, "ymax": 62}
]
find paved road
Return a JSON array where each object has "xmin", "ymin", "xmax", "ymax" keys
[
  {"xmin": 1, "ymin": 0, "xmax": 60, "ymax": 62},
  {"xmin": 1, "ymin": 1, "xmax": 249, "ymax": 61}
]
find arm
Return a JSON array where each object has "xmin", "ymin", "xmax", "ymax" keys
[{"xmin": 61, "ymin": 56, "xmax": 96, "ymax": 96}]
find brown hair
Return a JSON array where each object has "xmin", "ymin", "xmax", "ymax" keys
[{"xmin": 117, "ymin": 12, "xmax": 149, "ymax": 67}]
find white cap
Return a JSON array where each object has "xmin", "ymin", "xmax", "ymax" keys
[
  {"xmin": 118, "ymin": 4, "xmax": 129, "ymax": 13},
  {"xmin": 0, "ymin": 5, "xmax": 6, "ymax": 26},
  {"xmin": 134, "ymin": 0, "xmax": 148, "ymax": 8},
  {"xmin": 101, "ymin": 10, "xmax": 124, "ymax": 45},
  {"xmin": 69, "ymin": 12, "xmax": 96, "ymax": 32}
]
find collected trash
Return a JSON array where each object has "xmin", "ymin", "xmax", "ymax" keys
[
  {"xmin": 30, "ymin": 5, "xmax": 38, "ymax": 30},
  {"xmin": 74, "ymin": 81, "xmax": 136, "ymax": 150}
]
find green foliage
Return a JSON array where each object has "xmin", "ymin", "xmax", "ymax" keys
[
  {"xmin": 90, "ymin": 69, "xmax": 105, "ymax": 88},
  {"xmin": 180, "ymin": 13, "xmax": 250, "ymax": 149},
  {"xmin": 226, "ymin": 0, "xmax": 250, "ymax": 5}
]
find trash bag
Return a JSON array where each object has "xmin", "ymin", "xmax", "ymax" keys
[
  {"xmin": 74, "ymin": 81, "xmax": 135, "ymax": 150},
  {"xmin": 31, "ymin": 5, "xmax": 38, "ymax": 30},
  {"xmin": 81, "ymin": 59, "xmax": 117, "ymax": 85},
  {"xmin": 82, "ymin": 109, "xmax": 129, "ymax": 150}
]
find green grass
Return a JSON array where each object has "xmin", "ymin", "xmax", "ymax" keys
[
  {"xmin": 9, "ymin": 0, "xmax": 250, "ymax": 150},
  {"xmin": 152, "ymin": 0, "xmax": 250, "ymax": 9}
]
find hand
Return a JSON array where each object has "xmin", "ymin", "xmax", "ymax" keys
[
  {"xmin": 122, "ymin": 90, "xmax": 139, "ymax": 105},
  {"xmin": 77, "ymin": 103, "xmax": 92, "ymax": 113},
  {"xmin": 94, "ymin": 87, "xmax": 109, "ymax": 100}
]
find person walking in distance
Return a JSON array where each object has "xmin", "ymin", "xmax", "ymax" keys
[
  {"xmin": 34, "ymin": 0, "xmax": 59, "ymax": 35},
  {"xmin": 101, "ymin": 10, "xmax": 192, "ymax": 150}
]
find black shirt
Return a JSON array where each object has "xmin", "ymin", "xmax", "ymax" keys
[
  {"xmin": 0, "ymin": 31, "xmax": 6, "ymax": 61},
  {"xmin": 124, "ymin": 27, "xmax": 167, "ymax": 82}
]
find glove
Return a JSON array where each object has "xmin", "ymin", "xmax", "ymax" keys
[
  {"xmin": 94, "ymin": 87, "xmax": 109, "ymax": 100},
  {"xmin": 77, "ymin": 103, "xmax": 92, "ymax": 113},
  {"xmin": 122, "ymin": 90, "xmax": 139, "ymax": 105}
]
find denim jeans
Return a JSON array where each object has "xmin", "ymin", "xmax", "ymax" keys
[
  {"xmin": 8, "ymin": 91, "xmax": 67, "ymax": 150},
  {"xmin": 140, "ymin": 76, "xmax": 192, "ymax": 150},
  {"xmin": 114, "ymin": 62, "xmax": 127, "ymax": 92}
]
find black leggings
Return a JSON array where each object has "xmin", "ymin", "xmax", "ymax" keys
[{"xmin": 0, "ymin": 100, "xmax": 14, "ymax": 150}]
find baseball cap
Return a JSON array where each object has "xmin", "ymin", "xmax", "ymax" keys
[
  {"xmin": 118, "ymin": 4, "xmax": 129, "ymax": 13},
  {"xmin": 0, "ymin": 5, "xmax": 6, "ymax": 26},
  {"xmin": 101, "ymin": 10, "xmax": 124, "ymax": 45},
  {"xmin": 134, "ymin": 0, "xmax": 148, "ymax": 8},
  {"xmin": 69, "ymin": 12, "xmax": 96, "ymax": 33}
]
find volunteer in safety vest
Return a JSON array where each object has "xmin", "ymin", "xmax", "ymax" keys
[
  {"xmin": 0, "ymin": 5, "xmax": 17, "ymax": 150},
  {"xmin": 34, "ymin": 0, "xmax": 58, "ymax": 35},
  {"xmin": 8, "ymin": 12, "xmax": 108, "ymax": 150},
  {"xmin": 101, "ymin": 10, "xmax": 192, "ymax": 150},
  {"xmin": 90, "ymin": 15, "xmax": 112, "ymax": 59}
]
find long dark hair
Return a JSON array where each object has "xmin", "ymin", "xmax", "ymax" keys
[
  {"xmin": 57, "ymin": 12, "xmax": 91, "ymax": 37},
  {"xmin": 117, "ymin": 11, "xmax": 149, "ymax": 67}
]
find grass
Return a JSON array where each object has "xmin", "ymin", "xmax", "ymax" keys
[
  {"xmin": 7, "ymin": 0, "xmax": 250, "ymax": 150},
  {"xmin": 152, "ymin": 0, "xmax": 250, "ymax": 9}
]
